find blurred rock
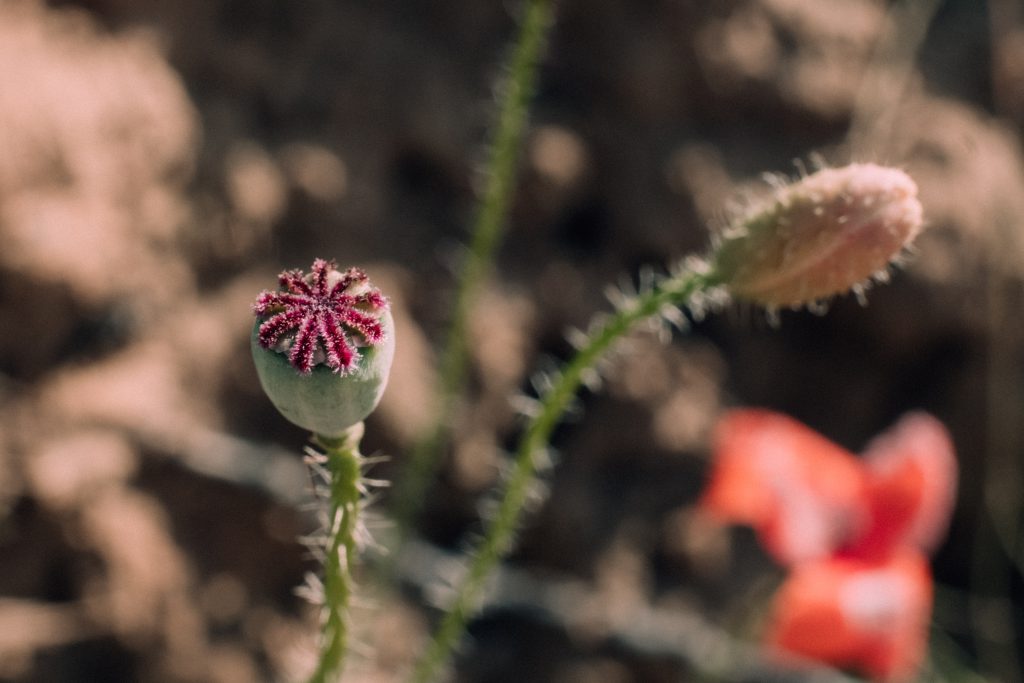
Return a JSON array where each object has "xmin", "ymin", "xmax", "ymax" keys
[
  {"xmin": 24, "ymin": 430, "xmax": 138, "ymax": 511},
  {"xmin": 695, "ymin": 0, "xmax": 886, "ymax": 118},
  {"xmin": 0, "ymin": 1, "xmax": 198, "ymax": 387}
]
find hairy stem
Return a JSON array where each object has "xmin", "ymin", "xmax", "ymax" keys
[
  {"xmin": 393, "ymin": 0, "xmax": 556, "ymax": 536},
  {"xmin": 308, "ymin": 423, "xmax": 364, "ymax": 683},
  {"xmin": 407, "ymin": 265, "xmax": 718, "ymax": 683}
]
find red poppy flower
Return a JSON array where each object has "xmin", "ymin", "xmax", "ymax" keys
[{"xmin": 698, "ymin": 409, "xmax": 957, "ymax": 682}]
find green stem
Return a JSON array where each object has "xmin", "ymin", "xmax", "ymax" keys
[
  {"xmin": 393, "ymin": 0, "xmax": 556, "ymax": 536},
  {"xmin": 407, "ymin": 266, "xmax": 718, "ymax": 683},
  {"xmin": 308, "ymin": 423, "xmax": 364, "ymax": 683}
]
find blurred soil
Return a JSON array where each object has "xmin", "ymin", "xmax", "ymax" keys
[{"xmin": 1, "ymin": 0, "xmax": 1023, "ymax": 681}]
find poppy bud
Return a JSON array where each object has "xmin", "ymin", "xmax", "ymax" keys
[{"xmin": 711, "ymin": 164, "xmax": 923, "ymax": 308}]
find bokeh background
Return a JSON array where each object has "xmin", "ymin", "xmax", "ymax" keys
[{"xmin": 1, "ymin": 0, "xmax": 1022, "ymax": 681}]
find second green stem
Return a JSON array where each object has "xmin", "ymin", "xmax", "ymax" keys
[{"xmin": 393, "ymin": 0, "xmax": 555, "ymax": 537}]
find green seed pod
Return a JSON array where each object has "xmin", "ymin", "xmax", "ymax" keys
[
  {"xmin": 250, "ymin": 259, "xmax": 395, "ymax": 436},
  {"xmin": 250, "ymin": 310, "xmax": 394, "ymax": 436}
]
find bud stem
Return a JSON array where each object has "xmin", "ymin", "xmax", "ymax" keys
[
  {"xmin": 407, "ymin": 266, "xmax": 716, "ymax": 683},
  {"xmin": 308, "ymin": 422, "xmax": 365, "ymax": 683}
]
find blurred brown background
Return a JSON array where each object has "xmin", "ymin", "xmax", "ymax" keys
[{"xmin": 0, "ymin": 0, "xmax": 1022, "ymax": 681}]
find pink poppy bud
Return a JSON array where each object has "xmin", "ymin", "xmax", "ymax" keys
[{"xmin": 711, "ymin": 164, "xmax": 923, "ymax": 308}]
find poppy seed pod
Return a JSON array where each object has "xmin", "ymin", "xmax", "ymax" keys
[
  {"xmin": 711, "ymin": 164, "xmax": 923, "ymax": 308},
  {"xmin": 251, "ymin": 259, "xmax": 395, "ymax": 437}
]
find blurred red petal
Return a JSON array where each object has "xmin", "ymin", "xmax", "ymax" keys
[
  {"xmin": 766, "ymin": 550, "xmax": 933, "ymax": 682},
  {"xmin": 700, "ymin": 409, "xmax": 867, "ymax": 565},
  {"xmin": 845, "ymin": 412, "xmax": 958, "ymax": 560}
]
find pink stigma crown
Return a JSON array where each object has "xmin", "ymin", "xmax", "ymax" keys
[{"xmin": 252, "ymin": 259, "xmax": 389, "ymax": 375}]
